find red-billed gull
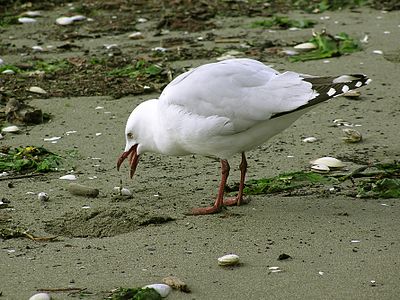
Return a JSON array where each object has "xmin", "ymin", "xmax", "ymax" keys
[{"xmin": 117, "ymin": 58, "xmax": 370, "ymax": 215}]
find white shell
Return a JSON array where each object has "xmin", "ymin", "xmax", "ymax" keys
[
  {"xmin": 0, "ymin": 58, "xmax": 4, "ymax": 65},
  {"xmin": 143, "ymin": 284, "xmax": 171, "ymax": 298},
  {"xmin": 32, "ymin": 46, "xmax": 44, "ymax": 52},
  {"xmin": 311, "ymin": 164, "xmax": 330, "ymax": 173},
  {"xmin": 43, "ymin": 136, "xmax": 61, "ymax": 143},
  {"xmin": 294, "ymin": 42, "xmax": 317, "ymax": 51},
  {"xmin": 18, "ymin": 17, "xmax": 37, "ymax": 24},
  {"xmin": 38, "ymin": 192, "xmax": 49, "ymax": 201},
  {"xmin": 70, "ymin": 15, "xmax": 86, "ymax": 22},
  {"xmin": 0, "ymin": 133, "xmax": 3, "ymax": 140},
  {"xmin": 29, "ymin": 293, "xmax": 51, "ymax": 300},
  {"xmin": 128, "ymin": 32, "xmax": 144, "ymax": 39},
  {"xmin": 302, "ymin": 136, "xmax": 318, "ymax": 143},
  {"xmin": 310, "ymin": 157, "xmax": 345, "ymax": 168},
  {"xmin": 218, "ymin": 254, "xmax": 240, "ymax": 266},
  {"xmin": 56, "ymin": 17, "xmax": 74, "ymax": 25},
  {"xmin": 59, "ymin": 174, "xmax": 77, "ymax": 180},
  {"xmin": 120, "ymin": 188, "xmax": 132, "ymax": 196},
  {"xmin": 28, "ymin": 86, "xmax": 47, "ymax": 94},
  {"xmin": 2, "ymin": 125, "xmax": 20, "ymax": 133},
  {"xmin": 2, "ymin": 69, "xmax": 15, "ymax": 74}
]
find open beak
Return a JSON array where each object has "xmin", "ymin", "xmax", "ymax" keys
[{"xmin": 117, "ymin": 144, "xmax": 140, "ymax": 178}]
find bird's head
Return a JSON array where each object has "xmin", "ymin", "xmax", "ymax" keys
[{"xmin": 117, "ymin": 100, "xmax": 158, "ymax": 178}]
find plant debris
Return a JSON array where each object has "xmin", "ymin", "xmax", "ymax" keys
[
  {"xmin": 0, "ymin": 227, "xmax": 57, "ymax": 241},
  {"xmin": 242, "ymin": 171, "xmax": 338, "ymax": 195},
  {"xmin": 290, "ymin": 30, "xmax": 361, "ymax": 62},
  {"xmin": 227, "ymin": 162, "xmax": 400, "ymax": 199},
  {"xmin": 0, "ymin": 146, "xmax": 61, "ymax": 173},
  {"xmin": 108, "ymin": 287, "xmax": 162, "ymax": 300},
  {"xmin": 251, "ymin": 15, "xmax": 316, "ymax": 29}
]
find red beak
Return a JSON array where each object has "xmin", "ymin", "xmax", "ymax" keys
[{"xmin": 117, "ymin": 144, "xmax": 140, "ymax": 178}]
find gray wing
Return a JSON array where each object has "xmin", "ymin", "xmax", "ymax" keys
[{"xmin": 159, "ymin": 58, "xmax": 318, "ymax": 134}]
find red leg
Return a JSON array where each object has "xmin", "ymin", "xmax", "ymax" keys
[
  {"xmin": 191, "ymin": 159, "xmax": 230, "ymax": 215},
  {"xmin": 224, "ymin": 152, "xmax": 247, "ymax": 206}
]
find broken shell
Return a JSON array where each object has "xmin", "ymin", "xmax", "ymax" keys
[
  {"xmin": 32, "ymin": 45, "xmax": 44, "ymax": 52},
  {"xmin": 342, "ymin": 128, "xmax": 362, "ymax": 143},
  {"xmin": 2, "ymin": 125, "xmax": 20, "ymax": 133},
  {"xmin": 120, "ymin": 187, "xmax": 132, "ymax": 196},
  {"xmin": 38, "ymin": 192, "xmax": 49, "ymax": 202},
  {"xmin": 302, "ymin": 136, "xmax": 318, "ymax": 143},
  {"xmin": 23, "ymin": 11, "xmax": 42, "ymax": 17},
  {"xmin": 342, "ymin": 90, "xmax": 361, "ymax": 98},
  {"xmin": 128, "ymin": 32, "xmax": 144, "ymax": 39},
  {"xmin": 28, "ymin": 293, "xmax": 51, "ymax": 300},
  {"xmin": 0, "ymin": 133, "xmax": 3, "ymax": 140},
  {"xmin": 311, "ymin": 163, "xmax": 330, "ymax": 173},
  {"xmin": 56, "ymin": 17, "xmax": 73, "ymax": 25},
  {"xmin": 218, "ymin": 254, "xmax": 240, "ymax": 266},
  {"xmin": 18, "ymin": 17, "xmax": 37, "ymax": 24},
  {"xmin": 70, "ymin": 15, "xmax": 86, "ymax": 22},
  {"xmin": 162, "ymin": 275, "xmax": 191, "ymax": 293},
  {"xmin": 310, "ymin": 157, "xmax": 345, "ymax": 168},
  {"xmin": 294, "ymin": 42, "xmax": 317, "ymax": 51},
  {"xmin": 28, "ymin": 86, "xmax": 47, "ymax": 94},
  {"xmin": 59, "ymin": 174, "xmax": 77, "ymax": 181},
  {"xmin": 43, "ymin": 136, "xmax": 61, "ymax": 142},
  {"xmin": 373, "ymin": 50, "xmax": 383, "ymax": 55},
  {"xmin": 143, "ymin": 284, "xmax": 171, "ymax": 298},
  {"xmin": 56, "ymin": 16, "xmax": 85, "ymax": 25}
]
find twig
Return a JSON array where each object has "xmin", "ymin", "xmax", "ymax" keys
[
  {"xmin": 37, "ymin": 287, "xmax": 86, "ymax": 293},
  {"xmin": 0, "ymin": 173, "xmax": 44, "ymax": 181},
  {"xmin": 23, "ymin": 232, "xmax": 58, "ymax": 242}
]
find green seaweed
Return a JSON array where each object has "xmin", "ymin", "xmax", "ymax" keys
[
  {"xmin": 243, "ymin": 171, "xmax": 338, "ymax": 195},
  {"xmin": 109, "ymin": 287, "xmax": 162, "ymax": 300},
  {"xmin": 251, "ymin": 15, "xmax": 316, "ymax": 29},
  {"xmin": 107, "ymin": 60, "xmax": 163, "ymax": 79},
  {"xmin": 0, "ymin": 146, "xmax": 61, "ymax": 173},
  {"xmin": 290, "ymin": 31, "xmax": 361, "ymax": 62},
  {"xmin": 292, "ymin": 0, "xmax": 367, "ymax": 13},
  {"xmin": 357, "ymin": 178, "xmax": 400, "ymax": 199}
]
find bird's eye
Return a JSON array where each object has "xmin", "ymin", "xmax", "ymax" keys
[{"xmin": 127, "ymin": 132, "xmax": 134, "ymax": 139}]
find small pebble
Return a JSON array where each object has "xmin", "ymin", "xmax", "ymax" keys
[
  {"xmin": 38, "ymin": 192, "xmax": 49, "ymax": 202},
  {"xmin": 68, "ymin": 183, "xmax": 99, "ymax": 197}
]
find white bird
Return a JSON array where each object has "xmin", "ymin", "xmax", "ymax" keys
[{"xmin": 117, "ymin": 58, "xmax": 370, "ymax": 215}]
